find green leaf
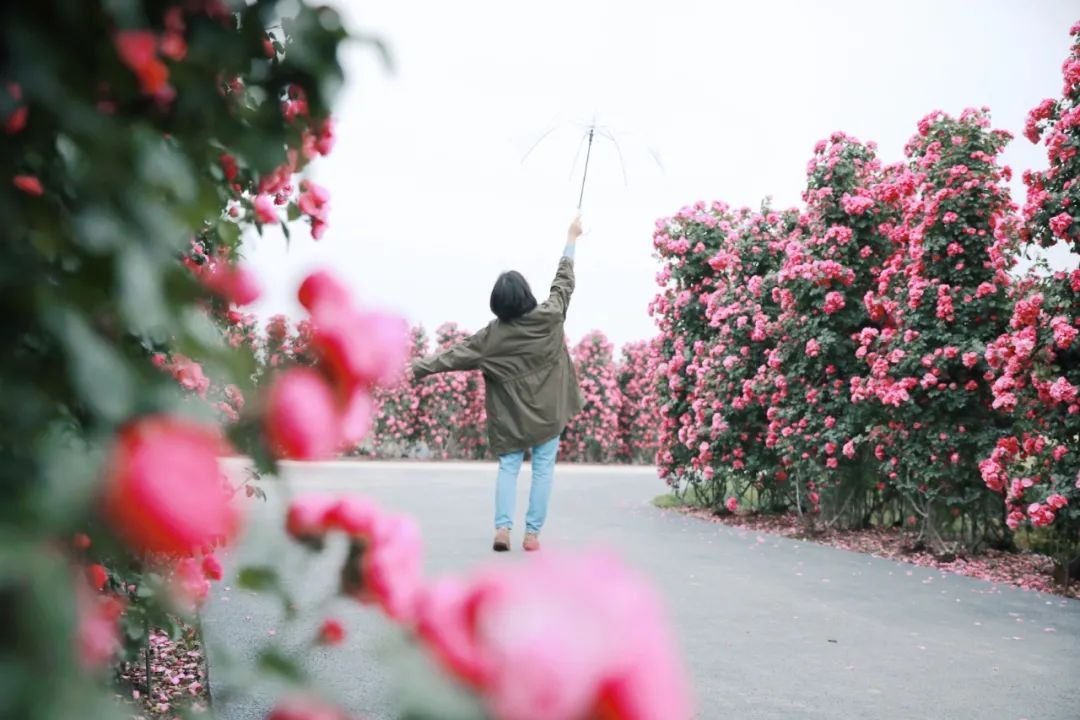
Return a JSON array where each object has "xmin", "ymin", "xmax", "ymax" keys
[
  {"xmin": 217, "ymin": 219, "xmax": 241, "ymax": 248},
  {"xmin": 55, "ymin": 310, "xmax": 134, "ymax": 422},
  {"xmin": 236, "ymin": 565, "xmax": 278, "ymax": 592},
  {"xmin": 257, "ymin": 648, "xmax": 304, "ymax": 682},
  {"xmin": 118, "ymin": 244, "xmax": 170, "ymax": 333}
]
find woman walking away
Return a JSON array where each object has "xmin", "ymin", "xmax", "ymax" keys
[{"xmin": 411, "ymin": 214, "xmax": 585, "ymax": 552}]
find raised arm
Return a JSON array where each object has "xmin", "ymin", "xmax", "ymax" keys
[
  {"xmin": 412, "ymin": 326, "xmax": 489, "ymax": 379},
  {"xmin": 539, "ymin": 213, "xmax": 583, "ymax": 319}
]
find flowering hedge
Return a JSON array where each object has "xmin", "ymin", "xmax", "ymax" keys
[
  {"xmin": 617, "ymin": 339, "xmax": 664, "ymax": 464},
  {"xmin": 350, "ymin": 328, "xmax": 656, "ymax": 463},
  {"xmin": 979, "ymin": 23, "xmax": 1080, "ymax": 565},
  {"xmin": 2, "ymin": 3, "xmax": 689, "ymax": 719},
  {"xmin": 561, "ymin": 331, "xmax": 624, "ymax": 463},
  {"xmin": 651, "ymin": 21, "xmax": 1080, "ymax": 569}
]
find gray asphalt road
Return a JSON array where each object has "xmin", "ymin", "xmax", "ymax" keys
[{"xmin": 203, "ymin": 460, "xmax": 1080, "ymax": 720}]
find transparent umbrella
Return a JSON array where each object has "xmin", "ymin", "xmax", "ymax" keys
[{"xmin": 519, "ymin": 113, "xmax": 664, "ymax": 209}]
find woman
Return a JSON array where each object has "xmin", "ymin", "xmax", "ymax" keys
[{"xmin": 412, "ymin": 214, "xmax": 585, "ymax": 552}]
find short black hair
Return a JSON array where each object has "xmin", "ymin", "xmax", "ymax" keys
[{"xmin": 490, "ymin": 270, "xmax": 537, "ymax": 322}]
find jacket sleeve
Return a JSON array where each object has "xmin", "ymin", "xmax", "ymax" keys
[
  {"xmin": 538, "ymin": 256, "xmax": 575, "ymax": 319},
  {"xmin": 412, "ymin": 326, "xmax": 488, "ymax": 379}
]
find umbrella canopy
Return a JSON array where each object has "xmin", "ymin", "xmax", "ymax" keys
[{"xmin": 519, "ymin": 112, "xmax": 663, "ymax": 209}]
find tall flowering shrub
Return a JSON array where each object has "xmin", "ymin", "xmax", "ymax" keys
[
  {"xmin": 616, "ymin": 338, "xmax": 663, "ymax": 464},
  {"xmin": 981, "ymin": 23, "xmax": 1080, "ymax": 570},
  {"xmin": 853, "ymin": 109, "xmax": 1019, "ymax": 549},
  {"xmin": 414, "ymin": 323, "xmax": 488, "ymax": 459},
  {"xmin": 681, "ymin": 207, "xmax": 793, "ymax": 508},
  {"xmin": 763, "ymin": 136, "xmax": 901, "ymax": 526},
  {"xmin": 650, "ymin": 201, "xmax": 733, "ymax": 498},
  {"xmin": 561, "ymin": 331, "xmax": 622, "ymax": 463},
  {"xmin": 367, "ymin": 326, "xmax": 428, "ymax": 457}
]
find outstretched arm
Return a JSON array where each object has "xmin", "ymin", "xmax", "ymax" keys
[
  {"xmin": 412, "ymin": 326, "xmax": 489, "ymax": 380},
  {"xmin": 539, "ymin": 213, "xmax": 583, "ymax": 319}
]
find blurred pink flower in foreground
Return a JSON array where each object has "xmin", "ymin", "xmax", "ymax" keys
[
  {"xmin": 417, "ymin": 551, "xmax": 692, "ymax": 720},
  {"xmin": 75, "ymin": 577, "xmax": 124, "ymax": 671},
  {"xmin": 103, "ymin": 416, "xmax": 238, "ymax": 557},
  {"xmin": 266, "ymin": 695, "xmax": 351, "ymax": 720},
  {"xmin": 265, "ymin": 368, "xmax": 340, "ymax": 460},
  {"xmin": 286, "ymin": 496, "xmax": 424, "ymax": 622}
]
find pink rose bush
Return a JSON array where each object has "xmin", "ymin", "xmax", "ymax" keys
[
  {"xmin": 763, "ymin": 135, "xmax": 898, "ymax": 523},
  {"xmin": 850, "ymin": 109, "xmax": 1020, "ymax": 547},
  {"xmin": 561, "ymin": 331, "xmax": 623, "ymax": 463},
  {"xmin": 651, "ymin": 204, "xmax": 791, "ymax": 507},
  {"xmin": 617, "ymin": 339, "xmax": 664, "ymax": 463},
  {"xmin": 413, "ymin": 323, "xmax": 488, "ymax": 459},
  {"xmin": 368, "ymin": 326, "xmax": 657, "ymax": 464},
  {"xmin": 980, "ymin": 24, "xmax": 1080, "ymax": 551},
  {"xmin": 651, "ymin": 22, "xmax": 1080, "ymax": 560}
]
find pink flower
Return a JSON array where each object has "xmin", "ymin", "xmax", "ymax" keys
[
  {"xmin": 1049, "ymin": 211, "xmax": 1073, "ymax": 238},
  {"xmin": 169, "ymin": 355, "xmax": 210, "ymax": 396},
  {"xmin": 1046, "ymin": 493, "xmax": 1068, "ymax": 511},
  {"xmin": 266, "ymin": 696, "xmax": 348, "ymax": 720},
  {"xmin": 298, "ymin": 270, "xmax": 352, "ymax": 315},
  {"xmin": 114, "ymin": 30, "xmax": 170, "ymax": 96},
  {"xmin": 265, "ymin": 368, "xmax": 341, "ymax": 460},
  {"xmin": 805, "ymin": 338, "xmax": 821, "ymax": 357},
  {"xmin": 1051, "ymin": 317, "xmax": 1077, "ymax": 349},
  {"xmin": 962, "ymin": 352, "xmax": 979, "ymax": 368},
  {"xmin": 316, "ymin": 117, "xmax": 336, "ymax": 155},
  {"xmin": 840, "ymin": 193, "xmax": 874, "ymax": 215},
  {"xmin": 298, "ymin": 180, "xmax": 330, "ymax": 217},
  {"xmin": 87, "ymin": 563, "xmax": 108, "ymax": 592},
  {"xmin": 318, "ymin": 618, "xmax": 346, "ymax": 645},
  {"xmin": 346, "ymin": 512, "xmax": 424, "ymax": 621},
  {"xmin": 823, "ymin": 291, "xmax": 845, "ymax": 315},
  {"xmin": 1027, "ymin": 502, "xmax": 1056, "ymax": 527},
  {"xmin": 314, "ymin": 308, "xmax": 411, "ymax": 393},
  {"xmin": 1048, "ymin": 377, "xmax": 1078, "ymax": 404},
  {"xmin": 220, "ymin": 153, "xmax": 238, "ymax": 182},
  {"xmin": 416, "ymin": 551, "xmax": 691, "ymax": 720},
  {"xmin": 725, "ymin": 497, "xmax": 738, "ymax": 513},
  {"xmin": 172, "ymin": 556, "xmax": 211, "ymax": 612},
  {"xmin": 103, "ymin": 416, "xmax": 238, "ymax": 557},
  {"xmin": 253, "ymin": 193, "xmax": 278, "ymax": 224},
  {"xmin": 76, "ymin": 580, "xmax": 125, "ymax": 671},
  {"xmin": 13, "ymin": 174, "xmax": 43, "ymax": 196},
  {"xmin": 286, "ymin": 494, "xmax": 339, "ymax": 543},
  {"xmin": 202, "ymin": 553, "xmax": 223, "ymax": 581},
  {"xmin": 4, "ymin": 82, "xmax": 27, "ymax": 134},
  {"xmin": 203, "ymin": 263, "xmax": 262, "ymax": 306},
  {"xmin": 340, "ymin": 387, "xmax": 375, "ymax": 445}
]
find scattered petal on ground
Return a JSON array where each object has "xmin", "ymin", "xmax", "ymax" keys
[
  {"xmin": 116, "ymin": 625, "xmax": 208, "ymax": 718},
  {"xmin": 677, "ymin": 507, "xmax": 1079, "ymax": 599}
]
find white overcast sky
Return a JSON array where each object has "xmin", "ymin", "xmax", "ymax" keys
[{"xmin": 244, "ymin": 0, "xmax": 1080, "ymax": 349}]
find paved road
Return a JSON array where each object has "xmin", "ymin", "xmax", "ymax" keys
[{"xmin": 203, "ymin": 460, "xmax": 1080, "ymax": 720}]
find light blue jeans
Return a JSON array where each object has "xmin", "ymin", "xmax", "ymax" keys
[{"xmin": 495, "ymin": 435, "xmax": 560, "ymax": 534}]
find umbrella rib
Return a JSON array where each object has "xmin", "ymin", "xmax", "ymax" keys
[
  {"xmin": 609, "ymin": 133, "xmax": 630, "ymax": 186},
  {"xmin": 520, "ymin": 124, "xmax": 561, "ymax": 164}
]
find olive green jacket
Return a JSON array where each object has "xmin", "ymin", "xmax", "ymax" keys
[{"xmin": 412, "ymin": 257, "xmax": 584, "ymax": 456}]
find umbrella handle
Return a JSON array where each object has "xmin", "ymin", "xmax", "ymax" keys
[{"xmin": 577, "ymin": 126, "xmax": 595, "ymax": 210}]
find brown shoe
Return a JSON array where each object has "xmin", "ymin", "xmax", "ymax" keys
[
  {"xmin": 493, "ymin": 527, "xmax": 511, "ymax": 552},
  {"xmin": 522, "ymin": 532, "xmax": 540, "ymax": 552}
]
